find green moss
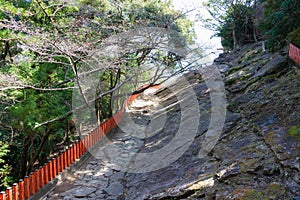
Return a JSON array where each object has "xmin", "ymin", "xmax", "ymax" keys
[
  {"xmin": 225, "ymin": 76, "xmax": 236, "ymax": 85},
  {"xmin": 226, "ymin": 64, "xmax": 246, "ymax": 76},
  {"xmin": 243, "ymin": 190, "xmax": 265, "ymax": 200},
  {"xmin": 244, "ymin": 77, "xmax": 260, "ymax": 92},
  {"xmin": 230, "ymin": 185, "xmax": 286, "ymax": 200},
  {"xmin": 245, "ymin": 54, "xmax": 254, "ymax": 61},
  {"xmin": 267, "ymin": 183, "xmax": 285, "ymax": 196},
  {"xmin": 287, "ymin": 126, "xmax": 300, "ymax": 140}
]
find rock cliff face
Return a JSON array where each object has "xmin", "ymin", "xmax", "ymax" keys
[
  {"xmin": 48, "ymin": 43, "xmax": 299, "ymax": 200},
  {"xmin": 182, "ymin": 42, "xmax": 300, "ymax": 199},
  {"xmin": 140, "ymin": 42, "xmax": 300, "ymax": 199}
]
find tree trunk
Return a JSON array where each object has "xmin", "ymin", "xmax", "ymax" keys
[
  {"xmin": 109, "ymin": 70, "xmax": 114, "ymax": 117},
  {"xmin": 28, "ymin": 130, "xmax": 51, "ymax": 173},
  {"xmin": 113, "ymin": 69, "xmax": 121, "ymax": 111},
  {"xmin": 252, "ymin": 0, "xmax": 258, "ymax": 43},
  {"xmin": 253, "ymin": 24, "xmax": 258, "ymax": 43},
  {"xmin": 232, "ymin": 1, "xmax": 238, "ymax": 50},
  {"xmin": 233, "ymin": 28, "xmax": 238, "ymax": 50},
  {"xmin": 19, "ymin": 137, "xmax": 30, "ymax": 177}
]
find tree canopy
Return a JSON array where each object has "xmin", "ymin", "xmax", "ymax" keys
[
  {"xmin": 261, "ymin": 0, "xmax": 300, "ymax": 50},
  {"xmin": 202, "ymin": 0, "xmax": 300, "ymax": 51}
]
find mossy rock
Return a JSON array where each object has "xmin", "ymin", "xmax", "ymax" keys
[
  {"xmin": 287, "ymin": 126, "xmax": 300, "ymax": 140},
  {"xmin": 243, "ymin": 190, "xmax": 265, "ymax": 200},
  {"xmin": 229, "ymin": 183, "xmax": 285, "ymax": 200},
  {"xmin": 225, "ymin": 64, "xmax": 246, "ymax": 76},
  {"xmin": 229, "ymin": 188, "xmax": 264, "ymax": 200},
  {"xmin": 267, "ymin": 182, "xmax": 285, "ymax": 197},
  {"xmin": 242, "ymin": 49, "xmax": 260, "ymax": 61}
]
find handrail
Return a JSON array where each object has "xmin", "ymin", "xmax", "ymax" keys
[{"xmin": 0, "ymin": 85, "xmax": 160, "ymax": 200}]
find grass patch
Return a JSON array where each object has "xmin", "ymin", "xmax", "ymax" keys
[{"xmin": 287, "ymin": 126, "xmax": 300, "ymax": 140}]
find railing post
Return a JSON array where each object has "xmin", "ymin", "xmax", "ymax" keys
[
  {"xmin": 48, "ymin": 160, "xmax": 53, "ymax": 181},
  {"xmin": 86, "ymin": 134, "xmax": 91, "ymax": 151},
  {"xmin": 67, "ymin": 146, "xmax": 71, "ymax": 166},
  {"xmin": 106, "ymin": 120, "xmax": 110, "ymax": 134},
  {"xmin": 44, "ymin": 163, "xmax": 48, "ymax": 185},
  {"xmin": 12, "ymin": 183, "xmax": 18, "ymax": 200},
  {"xmin": 34, "ymin": 169, "xmax": 40, "ymax": 192},
  {"xmin": 92, "ymin": 132, "xmax": 95, "ymax": 147},
  {"xmin": 95, "ymin": 130, "xmax": 97, "ymax": 144},
  {"xmin": 65, "ymin": 147, "xmax": 69, "ymax": 167},
  {"xmin": 72, "ymin": 143, "xmax": 77, "ymax": 162},
  {"xmin": 96, "ymin": 129, "xmax": 99, "ymax": 143},
  {"xmin": 80, "ymin": 140, "xmax": 84, "ymax": 156},
  {"xmin": 74, "ymin": 142, "xmax": 78, "ymax": 160},
  {"xmin": 24, "ymin": 176, "xmax": 30, "ymax": 199},
  {"xmin": 63, "ymin": 148, "xmax": 67, "ymax": 168},
  {"xmin": 89, "ymin": 134, "xmax": 92, "ymax": 148},
  {"xmin": 86, "ymin": 135, "xmax": 90, "ymax": 150},
  {"xmin": 89, "ymin": 134, "xmax": 92, "ymax": 149},
  {"xmin": 86, "ymin": 135, "xmax": 89, "ymax": 151},
  {"xmin": 18, "ymin": 179, "xmax": 25, "ymax": 200},
  {"xmin": 101, "ymin": 124, "xmax": 104, "ymax": 137},
  {"xmin": 53, "ymin": 157, "xmax": 57, "ymax": 177},
  {"xmin": 57, "ymin": 154, "xmax": 61, "ymax": 174},
  {"xmin": 76, "ymin": 140, "xmax": 80, "ymax": 159},
  {"xmin": 95, "ymin": 128, "xmax": 99, "ymax": 143},
  {"xmin": 69, "ymin": 145, "xmax": 74, "ymax": 165},
  {"xmin": 6, "ymin": 187, "xmax": 12, "ymax": 200},
  {"xmin": 89, "ymin": 133, "xmax": 92, "ymax": 149},
  {"xmin": 90, "ymin": 132, "xmax": 93, "ymax": 147},
  {"xmin": 104, "ymin": 121, "xmax": 107, "ymax": 134},
  {"xmin": 39, "ymin": 166, "xmax": 44, "ymax": 188},
  {"xmin": 0, "ymin": 191, "xmax": 6, "ymax": 200},
  {"xmin": 74, "ymin": 143, "xmax": 76, "ymax": 161},
  {"xmin": 82, "ymin": 139, "xmax": 86, "ymax": 155},
  {"xmin": 78, "ymin": 141, "xmax": 81, "ymax": 157},
  {"xmin": 29, "ymin": 172, "xmax": 35, "ymax": 196},
  {"xmin": 60, "ymin": 150, "xmax": 65, "ymax": 171}
]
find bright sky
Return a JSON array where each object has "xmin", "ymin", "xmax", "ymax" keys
[{"xmin": 172, "ymin": 0, "xmax": 222, "ymax": 63}]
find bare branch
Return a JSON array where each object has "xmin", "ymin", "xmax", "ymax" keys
[
  {"xmin": 0, "ymin": 85, "xmax": 75, "ymax": 92},
  {"xmin": 33, "ymin": 73, "xmax": 136, "ymax": 129}
]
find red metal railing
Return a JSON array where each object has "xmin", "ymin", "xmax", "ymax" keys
[
  {"xmin": 0, "ymin": 85, "xmax": 159, "ymax": 200},
  {"xmin": 289, "ymin": 43, "xmax": 300, "ymax": 65}
]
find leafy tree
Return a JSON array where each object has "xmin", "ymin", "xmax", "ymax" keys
[
  {"xmin": 202, "ymin": 0, "xmax": 261, "ymax": 50},
  {"xmin": 260, "ymin": 0, "xmax": 300, "ymax": 50},
  {"xmin": 0, "ymin": 141, "xmax": 11, "ymax": 191}
]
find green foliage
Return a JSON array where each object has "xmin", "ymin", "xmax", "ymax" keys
[
  {"xmin": 287, "ymin": 28, "xmax": 300, "ymax": 47},
  {"xmin": 287, "ymin": 126, "xmax": 300, "ymax": 140},
  {"xmin": 243, "ymin": 190, "xmax": 265, "ymax": 200},
  {"xmin": 203, "ymin": 0, "xmax": 257, "ymax": 50},
  {"xmin": 0, "ymin": 141, "xmax": 12, "ymax": 190},
  {"xmin": 220, "ymin": 3, "xmax": 254, "ymax": 49},
  {"xmin": 1, "ymin": 61, "xmax": 73, "ymax": 180},
  {"xmin": 203, "ymin": 0, "xmax": 300, "ymax": 51},
  {"xmin": 261, "ymin": 0, "xmax": 300, "ymax": 50}
]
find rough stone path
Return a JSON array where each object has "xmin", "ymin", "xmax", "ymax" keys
[
  {"xmin": 47, "ymin": 103, "xmax": 154, "ymax": 199},
  {"xmin": 47, "ymin": 72, "xmax": 215, "ymax": 200}
]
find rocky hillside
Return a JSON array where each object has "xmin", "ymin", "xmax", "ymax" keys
[
  {"xmin": 145, "ymin": 42, "xmax": 300, "ymax": 199},
  {"xmin": 194, "ymin": 42, "xmax": 300, "ymax": 199},
  {"xmin": 141, "ymin": 42, "xmax": 300, "ymax": 199},
  {"xmin": 48, "ymin": 42, "xmax": 299, "ymax": 200}
]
